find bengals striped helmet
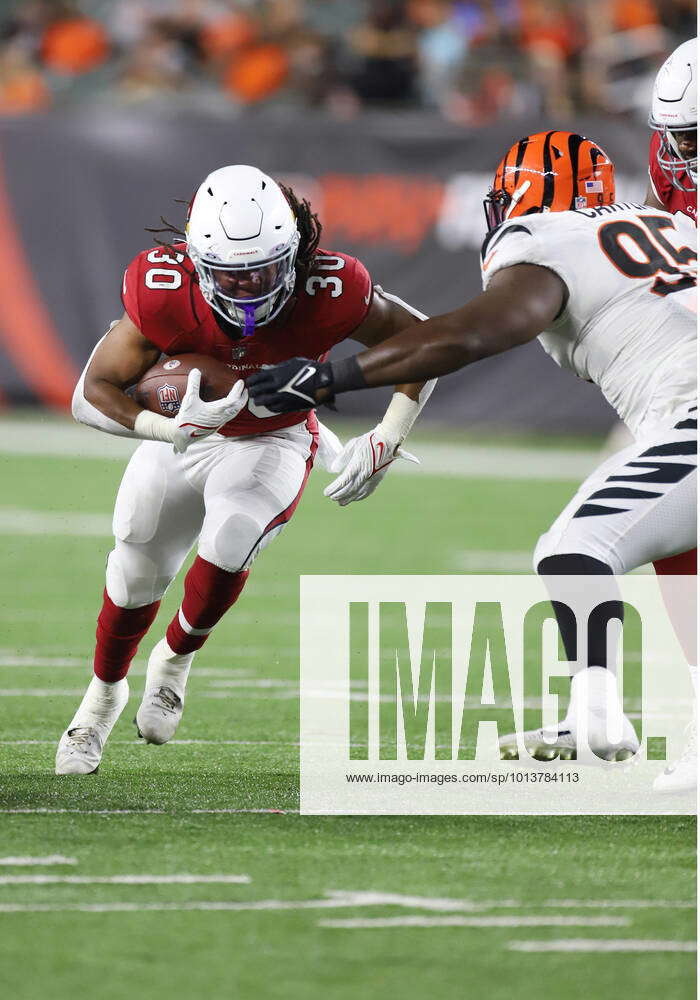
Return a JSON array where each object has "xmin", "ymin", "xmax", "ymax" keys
[{"xmin": 483, "ymin": 131, "xmax": 616, "ymax": 232}]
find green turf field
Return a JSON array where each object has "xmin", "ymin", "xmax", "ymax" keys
[{"xmin": 0, "ymin": 418, "xmax": 695, "ymax": 1000}]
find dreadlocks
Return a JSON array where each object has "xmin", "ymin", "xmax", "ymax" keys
[
  {"xmin": 144, "ymin": 199, "xmax": 190, "ymax": 261},
  {"xmin": 145, "ymin": 183, "xmax": 322, "ymax": 287},
  {"xmin": 279, "ymin": 183, "xmax": 323, "ymax": 282}
]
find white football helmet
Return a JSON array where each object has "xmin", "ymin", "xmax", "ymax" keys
[
  {"xmin": 649, "ymin": 38, "xmax": 697, "ymax": 191},
  {"xmin": 186, "ymin": 165, "xmax": 300, "ymax": 334}
]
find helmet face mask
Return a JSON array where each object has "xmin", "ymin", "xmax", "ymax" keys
[
  {"xmin": 649, "ymin": 38, "xmax": 697, "ymax": 192},
  {"xmin": 651, "ymin": 123, "xmax": 697, "ymax": 192},
  {"xmin": 185, "ymin": 164, "xmax": 300, "ymax": 336},
  {"xmin": 483, "ymin": 187, "xmax": 511, "ymax": 231},
  {"xmin": 189, "ymin": 235, "xmax": 300, "ymax": 333}
]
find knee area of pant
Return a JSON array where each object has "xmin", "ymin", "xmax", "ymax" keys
[
  {"xmin": 199, "ymin": 512, "xmax": 264, "ymax": 574},
  {"xmin": 536, "ymin": 552, "xmax": 615, "ymax": 576},
  {"xmin": 105, "ymin": 549, "xmax": 171, "ymax": 608}
]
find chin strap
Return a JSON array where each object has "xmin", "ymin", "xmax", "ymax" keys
[{"xmin": 242, "ymin": 304, "xmax": 257, "ymax": 337}]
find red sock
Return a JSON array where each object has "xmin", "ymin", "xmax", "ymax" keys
[
  {"xmin": 166, "ymin": 556, "xmax": 249, "ymax": 655},
  {"xmin": 94, "ymin": 590, "xmax": 160, "ymax": 682},
  {"xmin": 653, "ymin": 549, "xmax": 697, "ymax": 575}
]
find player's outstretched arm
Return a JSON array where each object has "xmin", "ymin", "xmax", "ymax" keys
[
  {"xmin": 246, "ymin": 264, "xmax": 566, "ymax": 410},
  {"xmin": 324, "ymin": 287, "xmax": 434, "ymax": 506},
  {"xmin": 336, "ymin": 264, "xmax": 566, "ymax": 391}
]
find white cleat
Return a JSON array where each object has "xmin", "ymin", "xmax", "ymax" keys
[
  {"xmin": 500, "ymin": 667, "xmax": 640, "ymax": 762},
  {"xmin": 55, "ymin": 676, "xmax": 129, "ymax": 775},
  {"xmin": 135, "ymin": 639, "xmax": 193, "ymax": 745},
  {"xmin": 499, "ymin": 718, "xmax": 639, "ymax": 762},
  {"xmin": 500, "ymin": 725, "xmax": 577, "ymax": 761},
  {"xmin": 55, "ymin": 727, "xmax": 105, "ymax": 775},
  {"xmin": 653, "ymin": 721, "xmax": 697, "ymax": 795}
]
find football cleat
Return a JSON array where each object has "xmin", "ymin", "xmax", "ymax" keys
[
  {"xmin": 135, "ymin": 639, "xmax": 193, "ymax": 745},
  {"xmin": 55, "ymin": 726, "xmax": 105, "ymax": 775},
  {"xmin": 500, "ymin": 667, "xmax": 640, "ymax": 762},
  {"xmin": 499, "ymin": 719, "xmax": 639, "ymax": 762},
  {"xmin": 500, "ymin": 726, "xmax": 577, "ymax": 762},
  {"xmin": 55, "ymin": 676, "xmax": 129, "ymax": 775},
  {"xmin": 653, "ymin": 721, "xmax": 697, "ymax": 795}
]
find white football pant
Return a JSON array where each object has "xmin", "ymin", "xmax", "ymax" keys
[
  {"xmin": 534, "ymin": 404, "xmax": 696, "ymax": 573},
  {"xmin": 105, "ymin": 421, "xmax": 316, "ymax": 609}
]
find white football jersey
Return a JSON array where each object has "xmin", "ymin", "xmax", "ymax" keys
[{"xmin": 481, "ymin": 203, "xmax": 697, "ymax": 437}]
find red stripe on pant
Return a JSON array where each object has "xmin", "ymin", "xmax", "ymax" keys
[
  {"xmin": 239, "ymin": 417, "xmax": 319, "ymax": 566},
  {"xmin": 166, "ymin": 422, "xmax": 318, "ymax": 656},
  {"xmin": 93, "ymin": 590, "xmax": 160, "ymax": 682}
]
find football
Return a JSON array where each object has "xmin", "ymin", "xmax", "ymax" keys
[{"xmin": 132, "ymin": 353, "xmax": 238, "ymax": 417}]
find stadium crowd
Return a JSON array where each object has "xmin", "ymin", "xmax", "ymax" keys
[{"xmin": 0, "ymin": 0, "xmax": 695, "ymax": 122}]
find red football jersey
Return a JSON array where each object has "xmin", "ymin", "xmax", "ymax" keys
[
  {"xmin": 122, "ymin": 244, "xmax": 373, "ymax": 436},
  {"xmin": 648, "ymin": 131, "xmax": 697, "ymax": 225}
]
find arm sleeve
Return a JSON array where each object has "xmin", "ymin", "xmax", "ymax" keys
[{"xmin": 71, "ymin": 326, "xmax": 143, "ymax": 439}]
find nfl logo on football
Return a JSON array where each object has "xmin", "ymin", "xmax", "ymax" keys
[{"xmin": 157, "ymin": 384, "xmax": 181, "ymax": 414}]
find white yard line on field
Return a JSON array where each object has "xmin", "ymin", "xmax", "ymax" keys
[
  {"xmin": 0, "ymin": 808, "xmax": 292, "ymax": 815},
  {"xmin": 323, "ymin": 891, "xmax": 696, "ymax": 912},
  {"xmin": 0, "ymin": 809, "xmax": 165, "ymax": 815},
  {"xmin": 0, "ymin": 739, "xmax": 301, "ymax": 747},
  {"xmin": 0, "ymin": 419, "xmax": 599, "ymax": 481},
  {"xmin": 0, "ymin": 508, "xmax": 112, "ymax": 536},
  {"xmin": 0, "ymin": 690, "xmax": 89, "ymax": 697},
  {"xmin": 0, "ymin": 856, "xmax": 77, "ymax": 866},
  {"xmin": 509, "ymin": 939, "xmax": 696, "ymax": 953},
  {"xmin": 0, "ymin": 656, "xmax": 89, "ymax": 668},
  {"xmin": 453, "ymin": 551, "xmax": 653, "ymax": 574},
  {"xmin": 542, "ymin": 899, "xmax": 697, "ymax": 910},
  {"xmin": 0, "ymin": 874, "xmax": 250, "ymax": 885},
  {"xmin": 319, "ymin": 915, "xmax": 629, "ymax": 929}
]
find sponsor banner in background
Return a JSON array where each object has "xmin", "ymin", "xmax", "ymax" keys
[
  {"xmin": 299, "ymin": 575, "xmax": 695, "ymax": 815},
  {"xmin": 0, "ymin": 111, "xmax": 647, "ymax": 428}
]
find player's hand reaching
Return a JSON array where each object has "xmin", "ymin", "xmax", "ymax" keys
[
  {"xmin": 246, "ymin": 358, "xmax": 333, "ymax": 413},
  {"xmin": 173, "ymin": 369, "xmax": 248, "ymax": 453},
  {"xmin": 324, "ymin": 426, "xmax": 419, "ymax": 506}
]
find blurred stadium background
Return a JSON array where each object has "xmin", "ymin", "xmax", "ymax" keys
[
  {"xmin": 0, "ymin": 7, "xmax": 696, "ymax": 997},
  {"xmin": 0, "ymin": 0, "xmax": 694, "ymax": 431}
]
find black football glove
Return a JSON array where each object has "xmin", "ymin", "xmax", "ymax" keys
[{"xmin": 246, "ymin": 358, "xmax": 334, "ymax": 413}]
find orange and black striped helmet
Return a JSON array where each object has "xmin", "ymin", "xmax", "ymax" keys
[{"xmin": 483, "ymin": 131, "xmax": 616, "ymax": 231}]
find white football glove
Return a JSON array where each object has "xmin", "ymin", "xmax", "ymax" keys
[
  {"xmin": 173, "ymin": 369, "xmax": 248, "ymax": 454},
  {"xmin": 324, "ymin": 425, "xmax": 419, "ymax": 506}
]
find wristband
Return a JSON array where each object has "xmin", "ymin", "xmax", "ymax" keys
[
  {"xmin": 378, "ymin": 392, "xmax": 420, "ymax": 445},
  {"xmin": 134, "ymin": 410, "xmax": 176, "ymax": 443},
  {"xmin": 329, "ymin": 356, "xmax": 368, "ymax": 394}
]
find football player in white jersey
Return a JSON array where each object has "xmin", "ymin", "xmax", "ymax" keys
[{"xmin": 248, "ymin": 131, "xmax": 698, "ymax": 769}]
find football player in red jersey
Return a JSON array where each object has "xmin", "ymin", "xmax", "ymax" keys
[
  {"xmin": 55, "ymin": 164, "xmax": 434, "ymax": 775},
  {"xmin": 645, "ymin": 38, "xmax": 697, "ymax": 225},
  {"xmin": 644, "ymin": 37, "xmax": 698, "ymax": 792}
]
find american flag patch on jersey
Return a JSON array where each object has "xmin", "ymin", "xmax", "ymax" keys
[{"xmin": 584, "ymin": 180, "xmax": 604, "ymax": 193}]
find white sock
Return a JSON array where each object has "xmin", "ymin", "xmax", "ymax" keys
[
  {"xmin": 145, "ymin": 639, "xmax": 194, "ymax": 699},
  {"xmin": 569, "ymin": 666, "xmax": 622, "ymax": 715},
  {"xmin": 69, "ymin": 676, "xmax": 129, "ymax": 731},
  {"xmin": 688, "ymin": 665, "xmax": 698, "ymax": 700}
]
